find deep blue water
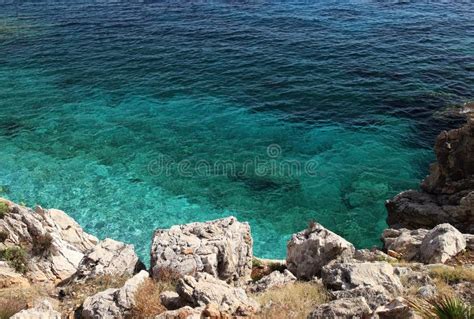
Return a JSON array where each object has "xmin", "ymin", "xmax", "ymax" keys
[{"xmin": 0, "ymin": 1, "xmax": 473, "ymax": 262}]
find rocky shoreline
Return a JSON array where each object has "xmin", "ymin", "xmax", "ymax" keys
[{"xmin": 0, "ymin": 106, "xmax": 472, "ymax": 319}]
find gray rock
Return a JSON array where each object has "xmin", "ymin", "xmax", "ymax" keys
[
  {"xmin": 322, "ymin": 261, "xmax": 403, "ymax": 309},
  {"xmin": 74, "ymin": 238, "xmax": 144, "ymax": 281},
  {"xmin": 0, "ymin": 200, "xmax": 98, "ymax": 283},
  {"xmin": 381, "ymin": 228, "xmax": 429, "ymax": 261},
  {"xmin": 330, "ymin": 286, "xmax": 391, "ymax": 310},
  {"xmin": 160, "ymin": 291, "xmax": 185, "ymax": 310},
  {"xmin": 372, "ymin": 297, "xmax": 419, "ymax": 319},
  {"xmin": 417, "ymin": 285, "xmax": 437, "ymax": 299},
  {"xmin": 176, "ymin": 272, "xmax": 259, "ymax": 316},
  {"xmin": 307, "ymin": 297, "xmax": 371, "ymax": 319},
  {"xmin": 150, "ymin": 217, "xmax": 252, "ymax": 285},
  {"xmin": 464, "ymin": 234, "xmax": 474, "ymax": 250},
  {"xmin": 81, "ymin": 270, "xmax": 149, "ymax": 319},
  {"xmin": 286, "ymin": 222, "xmax": 355, "ymax": 279},
  {"xmin": 11, "ymin": 299, "xmax": 61, "ymax": 319},
  {"xmin": 419, "ymin": 223, "xmax": 466, "ymax": 264},
  {"xmin": 386, "ymin": 109, "xmax": 474, "ymax": 233},
  {"xmin": 248, "ymin": 269, "xmax": 296, "ymax": 293},
  {"xmin": 322, "ymin": 262, "xmax": 403, "ymax": 296},
  {"xmin": 354, "ymin": 249, "xmax": 398, "ymax": 263}
]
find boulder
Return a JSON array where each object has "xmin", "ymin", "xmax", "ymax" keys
[
  {"xmin": 74, "ymin": 238, "xmax": 144, "ymax": 281},
  {"xmin": 329, "ymin": 286, "xmax": 390, "ymax": 310},
  {"xmin": 286, "ymin": 222, "xmax": 355, "ymax": 279},
  {"xmin": 381, "ymin": 228, "xmax": 429, "ymax": 261},
  {"xmin": 150, "ymin": 217, "xmax": 252, "ymax": 285},
  {"xmin": 81, "ymin": 270, "xmax": 149, "ymax": 319},
  {"xmin": 372, "ymin": 297, "xmax": 419, "ymax": 319},
  {"xmin": 321, "ymin": 262, "xmax": 403, "ymax": 295},
  {"xmin": 176, "ymin": 272, "xmax": 259, "ymax": 316},
  {"xmin": 307, "ymin": 297, "xmax": 371, "ymax": 319},
  {"xmin": 247, "ymin": 269, "xmax": 296, "ymax": 293},
  {"xmin": 419, "ymin": 223, "xmax": 466, "ymax": 263},
  {"xmin": 322, "ymin": 261, "xmax": 403, "ymax": 309},
  {"xmin": 0, "ymin": 200, "xmax": 98, "ymax": 283},
  {"xmin": 10, "ymin": 299, "xmax": 61, "ymax": 319},
  {"xmin": 160, "ymin": 291, "xmax": 186, "ymax": 310},
  {"xmin": 386, "ymin": 107, "xmax": 474, "ymax": 233}
]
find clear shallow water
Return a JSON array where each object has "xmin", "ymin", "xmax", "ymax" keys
[{"xmin": 0, "ymin": 1, "xmax": 473, "ymax": 262}]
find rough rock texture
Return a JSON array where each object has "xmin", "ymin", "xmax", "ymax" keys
[
  {"xmin": 81, "ymin": 270, "xmax": 148, "ymax": 319},
  {"xmin": 0, "ymin": 261, "xmax": 29, "ymax": 288},
  {"xmin": 160, "ymin": 291, "xmax": 186, "ymax": 310},
  {"xmin": 381, "ymin": 228, "xmax": 429, "ymax": 261},
  {"xmin": 307, "ymin": 297, "xmax": 371, "ymax": 319},
  {"xmin": 372, "ymin": 297, "xmax": 419, "ymax": 319},
  {"xmin": 386, "ymin": 107, "xmax": 474, "ymax": 232},
  {"xmin": 353, "ymin": 248, "xmax": 397, "ymax": 263},
  {"xmin": 176, "ymin": 272, "xmax": 259, "ymax": 316},
  {"xmin": 150, "ymin": 217, "xmax": 252, "ymax": 285},
  {"xmin": 329, "ymin": 286, "xmax": 391, "ymax": 311},
  {"xmin": 155, "ymin": 306, "xmax": 203, "ymax": 319},
  {"xmin": 0, "ymin": 200, "xmax": 98, "ymax": 283},
  {"xmin": 10, "ymin": 299, "xmax": 61, "ymax": 319},
  {"xmin": 286, "ymin": 222, "xmax": 355, "ymax": 279},
  {"xmin": 322, "ymin": 262, "xmax": 403, "ymax": 310},
  {"xmin": 322, "ymin": 262, "xmax": 403, "ymax": 295},
  {"xmin": 419, "ymin": 223, "xmax": 466, "ymax": 263},
  {"xmin": 247, "ymin": 269, "xmax": 296, "ymax": 293},
  {"xmin": 74, "ymin": 238, "xmax": 144, "ymax": 281}
]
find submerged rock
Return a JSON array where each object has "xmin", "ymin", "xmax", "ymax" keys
[
  {"xmin": 150, "ymin": 217, "xmax": 252, "ymax": 285},
  {"xmin": 286, "ymin": 222, "xmax": 355, "ymax": 279},
  {"xmin": 386, "ymin": 106, "xmax": 474, "ymax": 232}
]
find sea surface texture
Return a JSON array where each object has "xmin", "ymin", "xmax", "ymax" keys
[{"xmin": 0, "ymin": 1, "xmax": 473, "ymax": 261}]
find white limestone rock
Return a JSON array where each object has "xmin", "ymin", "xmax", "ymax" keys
[
  {"xmin": 419, "ymin": 223, "xmax": 466, "ymax": 264},
  {"xmin": 286, "ymin": 222, "xmax": 355, "ymax": 279},
  {"xmin": 150, "ymin": 217, "xmax": 252, "ymax": 285}
]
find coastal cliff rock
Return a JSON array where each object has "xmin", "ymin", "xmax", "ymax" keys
[
  {"xmin": 286, "ymin": 222, "xmax": 355, "ymax": 279},
  {"xmin": 307, "ymin": 297, "xmax": 371, "ymax": 319},
  {"xmin": 176, "ymin": 272, "xmax": 259, "ymax": 316},
  {"xmin": 419, "ymin": 223, "xmax": 466, "ymax": 263},
  {"xmin": 73, "ymin": 238, "xmax": 144, "ymax": 282},
  {"xmin": 150, "ymin": 217, "xmax": 253, "ymax": 285},
  {"xmin": 0, "ymin": 199, "xmax": 98, "ymax": 283},
  {"xmin": 382, "ymin": 223, "xmax": 467, "ymax": 263},
  {"xmin": 321, "ymin": 262, "xmax": 403, "ymax": 310},
  {"xmin": 381, "ymin": 228, "xmax": 429, "ymax": 261},
  {"xmin": 386, "ymin": 106, "xmax": 474, "ymax": 232},
  {"xmin": 81, "ymin": 270, "xmax": 149, "ymax": 319}
]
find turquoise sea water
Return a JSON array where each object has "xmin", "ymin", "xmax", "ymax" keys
[{"xmin": 0, "ymin": 1, "xmax": 473, "ymax": 262}]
